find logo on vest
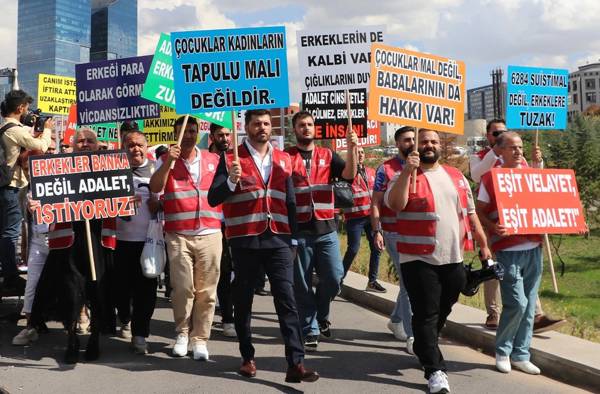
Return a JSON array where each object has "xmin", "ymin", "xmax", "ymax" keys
[
  {"xmin": 319, "ymin": 159, "xmax": 326, "ymax": 167},
  {"xmin": 280, "ymin": 160, "xmax": 286, "ymax": 168},
  {"xmin": 208, "ymin": 163, "xmax": 215, "ymax": 172}
]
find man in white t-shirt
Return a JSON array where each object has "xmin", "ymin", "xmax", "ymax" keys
[
  {"xmin": 385, "ymin": 129, "xmax": 491, "ymax": 394},
  {"xmin": 114, "ymin": 131, "xmax": 161, "ymax": 354},
  {"xmin": 476, "ymin": 132, "xmax": 544, "ymax": 375}
]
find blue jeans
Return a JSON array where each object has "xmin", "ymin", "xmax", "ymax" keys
[
  {"xmin": 0, "ymin": 186, "xmax": 22, "ymax": 278},
  {"xmin": 384, "ymin": 231, "xmax": 413, "ymax": 337},
  {"xmin": 495, "ymin": 246, "xmax": 542, "ymax": 361},
  {"xmin": 342, "ymin": 216, "xmax": 381, "ymax": 283},
  {"xmin": 295, "ymin": 231, "xmax": 344, "ymax": 336}
]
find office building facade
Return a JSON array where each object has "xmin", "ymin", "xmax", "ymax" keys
[
  {"xmin": 91, "ymin": 0, "xmax": 138, "ymax": 61},
  {"xmin": 568, "ymin": 62, "xmax": 600, "ymax": 118},
  {"xmin": 467, "ymin": 83, "xmax": 507, "ymax": 121}
]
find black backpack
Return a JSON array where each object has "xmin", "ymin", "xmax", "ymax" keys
[{"xmin": 0, "ymin": 122, "xmax": 18, "ymax": 187}]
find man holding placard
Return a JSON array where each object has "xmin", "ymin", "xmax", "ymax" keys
[
  {"xmin": 150, "ymin": 116, "xmax": 223, "ymax": 361},
  {"xmin": 476, "ymin": 132, "xmax": 544, "ymax": 375},
  {"xmin": 285, "ymin": 110, "xmax": 358, "ymax": 351},
  {"xmin": 385, "ymin": 129, "xmax": 491, "ymax": 394},
  {"xmin": 208, "ymin": 109, "xmax": 318, "ymax": 383}
]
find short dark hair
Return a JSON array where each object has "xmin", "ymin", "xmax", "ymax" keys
[
  {"xmin": 122, "ymin": 130, "xmax": 147, "ymax": 147},
  {"xmin": 486, "ymin": 118, "xmax": 506, "ymax": 133},
  {"xmin": 394, "ymin": 126, "xmax": 415, "ymax": 142},
  {"xmin": 120, "ymin": 120, "xmax": 139, "ymax": 133},
  {"xmin": 0, "ymin": 90, "xmax": 33, "ymax": 117},
  {"xmin": 291, "ymin": 110, "xmax": 313, "ymax": 128},
  {"xmin": 209, "ymin": 122, "xmax": 224, "ymax": 134},
  {"xmin": 244, "ymin": 109, "xmax": 271, "ymax": 125},
  {"xmin": 173, "ymin": 115, "xmax": 198, "ymax": 131}
]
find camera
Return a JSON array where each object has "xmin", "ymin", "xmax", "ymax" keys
[
  {"xmin": 21, "ymin": 109, "xmax": 50, "ymax": 133},
  {"xmin": 461, "ymin": 258, "xmax": 505, "ymax": 297}
]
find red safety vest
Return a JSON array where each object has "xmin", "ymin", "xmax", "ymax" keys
[
  {"xmin": 285, "ymin": 146, "xmax": 334, "ymax": 223},
  {"xmin": 222, "ymin": 144, "xmax": 291, "ymax": 239},
  {"xmin": 48, "ymin": 219, "xmax": 117, "ymax": 250},
  {"xmin": 344, "ymin": 166, "xmax": 375, "ymax": 220},
  {"xmin": 379, "ymin": 157, "xmax": 404, "ymax": 232},
  {"xmin": 162, "ymin": 152, "xmax": 222, "ymax": 233},
  {"xmin": 480, "ymin": 171, "xmax": 542, "ymax": 252},
  {"xmin": 394, "ymin": 165, "xmax": 474, "ymax": 255}
]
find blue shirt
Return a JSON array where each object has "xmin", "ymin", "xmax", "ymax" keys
[{"xmin": 373, "ymin": 156, "xmax": 405, "ymax": 192}]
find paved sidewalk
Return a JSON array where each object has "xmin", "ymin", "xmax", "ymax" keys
[{"xmin": 0, "ymin": 290, "xmax": 592, "ymax": 393}]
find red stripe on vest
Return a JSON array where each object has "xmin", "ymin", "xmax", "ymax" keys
[
  {"xmin": 379, "ymin": 158, "xmax": 404, "ymax": 232},
  {"xmin": 48, "ymin": 219, "xmax": 117, "ymax": 250},
  {"xmin": 344, "ymin": 166, "xmax": 375, "ymax": 220}
]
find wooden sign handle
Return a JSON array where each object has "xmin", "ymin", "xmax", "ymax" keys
[
  {"xmin": 411, "ymin": 128, "xmax": 419, "ymax": 193},
  {"xmin": 169, "ymin": 114, "xmax": 190, "ymax": 170},
  {"xmin": 84, "ymin": 219, "xmax": 97, "ymax": 282},
  {"xmin": 231, "ymin": 111, "xmax": 238, "ymax": 161}
]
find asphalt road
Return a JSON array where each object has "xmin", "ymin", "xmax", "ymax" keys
[{"xmin": 0, "ymin": 290, "xmax": 591, "ymax": 393}]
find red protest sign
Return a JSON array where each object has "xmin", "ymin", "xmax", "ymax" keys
[
  {"xmin": 63, "ymin": 104, "xmax": 77, "ymax": 145},
  {"xmin": 333, "ymin": 120, "xmax": 381, "ymax": 151},
  {"xmin": 491, "ymin": 168, "xmax": 587, "ymax": 234}
]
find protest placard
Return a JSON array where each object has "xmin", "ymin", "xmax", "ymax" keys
[
  {"xmin": 297, "ymin": 27, "xmax": 384, "ymax": 93},
  {"xmin": 63, "ymin": 104, "xmax": 78, "ymax": 145},
  {"xmin": 37, "ymin": 74, "xmax": 77, "ymax": 115},
  {"xmin": 76, "ymin": 55, "xmax": 160, "ymax": 124},
  {"xmin": 506, "ymin": 65, "xmax": 568, "ymax": 130},
  {"xmin": 303, "ymin": 88, "xmax": 368, "ymax": 139},
  {"xmin": 86, "ymin": 123, "xmax": 119, "ymax": 141},
  {"xmin": 170, "ymin": 26, "xmax": 289, "ymax": 113},
  {"xmin": 143, "ymin": 105, "xmax": 209, "ymax": 145},
  {"xmin": 333, "ymin": 120, "xmax": 381, "ymax": 150},
  {"xmin": 490, "ymin": 168, "xmax": 587, "ymax": 234},
  {"xmin": 29, "ymin": 150, "xmax": 135, "ymax": 225},
  {"xmin": 368, "ymin": 44, "xmax": 466, "ymax": 135}
]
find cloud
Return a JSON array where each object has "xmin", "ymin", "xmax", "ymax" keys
[{"xmin": 0, "ymin": 3, "xmax": 17, "ymax": 68}]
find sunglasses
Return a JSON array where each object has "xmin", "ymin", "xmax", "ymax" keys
[{"xmin": 492, "ymin": 130, "xmax": 506, "ymax": 137}]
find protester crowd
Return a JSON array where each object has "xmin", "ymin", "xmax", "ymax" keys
[{"xmin": 1, "ymin": 89, "xmax": 570, "ymax": 393}]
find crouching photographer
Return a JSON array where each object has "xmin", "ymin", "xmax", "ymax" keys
[
  {"xmin": 0, "ymin": 90, "xmax": 53, "ymax": 295},
  {"xmin": 476, "ymin": 131, "xmax": 544, "ymax": 376}
]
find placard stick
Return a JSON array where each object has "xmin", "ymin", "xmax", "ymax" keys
[
  {"xmin": 117, "ymin": 128, "xmax": 121, "ymax": 150},
  {"xmin": 231, "ymin": 111, "xmax": 238, "ymax": 160},
  {"xmin": 345, "ymin": 90, "xmax": 353, "ymax": 132},
  {"xmin": 84, "ymin": 219, "xmax": 97, "ymax": 281},
  {"xmin": 544, "ymin": 234, "xmax": 559, "ymax": 293},
  {"xmin": 411, "ymin": 128, "xmax": 419, "ymax": 193},
  {"xmin": 169, "ymin": 114, "xmax": 190, "ymax": 170}
]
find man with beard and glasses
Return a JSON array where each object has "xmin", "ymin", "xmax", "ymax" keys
[
  {"xmin": 386, "ymin": 129, "xmax": 491, "ymax": 394},
  {"xmin": 284, "ymin": 110, "xmax": 358, "ymax": 351},
  {"xmin": 208, "ymin": 123, "xmax": 236, "ymax": 338},
  {"xmin": 370, "ymin": 126, "xmax": 415, "ymax": 353},
  {"xmin": 469, "ymin": 119, "xmax": 563, "ymax": 333}
]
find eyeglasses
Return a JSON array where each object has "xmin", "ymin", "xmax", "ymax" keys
[{"xmin": 492, "ymin": 130, "xmax": 506, "ymax": 137}]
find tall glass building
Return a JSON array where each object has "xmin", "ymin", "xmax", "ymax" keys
[
  {"xmin": 91, "ymin": 0, "xmax": 137, "ymax": 61},
  {"xmin": 17, "ymin": 0, "xmax": 91, "ymax": 102}
]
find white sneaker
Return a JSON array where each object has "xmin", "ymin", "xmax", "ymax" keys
[
  {"xmin": 495, "ymin": 354, "xmax": 511, "ymax": 373},
  {"xmin": 406, "ymin": 337, "xmax": 415, "ymax": 355},
  {"xmin": 131, "ymin": 336, "xmax": 148, "ymax": 354},
  {"xmin": 192, "ymin": 342, "xmax": 209, "ymax": 361},
  {"xmin": 428, "ymin": 370, "xmax": 450, "ymax": 393},
  {"xmin": 120, "ymin": 322, "xmax": 132, "ymax": 339},
  {"xmin": 172, "ymin": 334, "xmax": 189, "ymax": 357},
  {"xmin": 387, "ymin": 320, "xmax": 408, "ymax": 341},
  {"xmin": 512, "ymin": 360, "xmax": 540, "ymax": 375},
  {"xmin": 222, "ymin": 323, "xmax": 237, "ymax": 338},
  {"xmin": 12, "ymin": 328, "xmax": 39, "ymax": 346}
]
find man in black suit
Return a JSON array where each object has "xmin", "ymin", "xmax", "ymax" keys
[{"xmin": 208, "ymin": 109, "xmax": 318, "ymax": 383}]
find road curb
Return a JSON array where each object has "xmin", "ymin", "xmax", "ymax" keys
[{"xmin": 340, "ymin": 271, "xmax": 600, "ymax": 392}]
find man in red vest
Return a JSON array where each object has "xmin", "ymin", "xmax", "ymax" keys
[
  {"xmin": 341, "ymin": 147, "xmax": 383, "ymax": 291},
  {"xmin": 476, "ymin": 131, "xmax": 544, "ymax": 375},
  {"xmin": 208, "ymin": 109, "xmax": 318, "ymax": 383},
  {"xmin": 386, "ymin": 129, "xmax": 491, "ymax": 394},
  {"xmin": 150, "ymin": 116, "xmax": 223, "ymax": 361},
  {"xmin": 29, "ymin": 128, "xmax": 117, "ymax": 364},
  {"xmin": 469, "ymin": 119, "xmax": 564, "ymax": 332},
  {"xmin": 285, "ymin": 110, "xmax": 358, "ymax": 351},
  {"xmin": 371, "ymin": 126, "xmax": 415, "ymax": 351}
]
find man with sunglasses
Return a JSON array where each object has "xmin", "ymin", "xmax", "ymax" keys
[{"xmin": 469, "ymin": 119, "xmax": 564, "ymax": 333}]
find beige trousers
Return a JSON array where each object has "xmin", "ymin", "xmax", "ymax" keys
[
  {"xmin": 484, "ymin": 279, "xmax": 543, "ymax": 316},
  {"xmin": 166, "ymin": 231, "xmax": 222, "ymax": 344}
]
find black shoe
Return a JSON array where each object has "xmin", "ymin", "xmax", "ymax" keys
[
  {"xmin": 254, "ymin": 288, "xmax": 269, "ymax": 296},
  {"xmin": 318, "ymin": 320, "xmax": 331, "ymax": 338},
  {"xmin": 304, "ymin": 334, "xmax": 319, "ymax": 352},
  {"xmin": 366, "ymin": 281, "xmax": 387, "ymax": 293},
  {"xmin": 1, "ymin": 275, "xmax": 26, "ymax": 296}
]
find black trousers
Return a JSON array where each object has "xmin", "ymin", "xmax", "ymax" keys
[
  {"xmin": 114, "ymin": 240, "xmax": 158, "ymax": 337},
  {"xmin": 231, "ymin": 246, "xmax": 304, "ymax": 367},
  {"xmin": 217, "ymin": 237, "xmax": 234, "ymax": 324},
  {"xmin": 401, "ymin": 260, "xmax": 466, "ymax": 379}
]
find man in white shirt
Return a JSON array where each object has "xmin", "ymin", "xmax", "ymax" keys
[{"xmin": 150, "ymin": 116, "xmax": 223, "ymax": 361}]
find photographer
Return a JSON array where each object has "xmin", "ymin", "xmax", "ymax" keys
[{"xmin": 0, "ymin": 90, "xmax": 53, "ymax": 293}]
